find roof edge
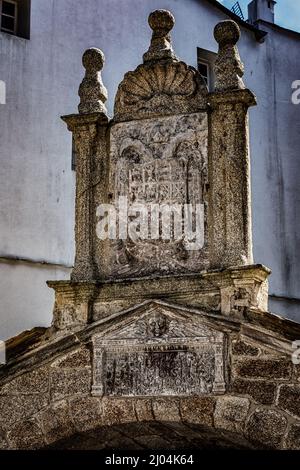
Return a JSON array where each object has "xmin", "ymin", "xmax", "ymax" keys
[
  {"xmin": 205, "ymin": 0, "xmax": 267, "ymax": 41},
  {"xmin": 255, "ymin": 19, "xmax": 300, "ymax": 39}
]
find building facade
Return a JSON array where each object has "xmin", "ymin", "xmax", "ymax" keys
[{"xmin": 0, "ymin": 0, "xmax": 300, "ymax": 340}]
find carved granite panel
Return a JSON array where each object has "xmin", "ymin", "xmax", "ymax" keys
[
  {"xmin": 92, "ymin": 305, "xmax": 226, "ymax": 397},
  {"xmin": 104, "ymin": 112, "xmax": 209, "ymax": 278}
]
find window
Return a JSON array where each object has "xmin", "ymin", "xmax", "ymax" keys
[
  {"xmin": 0, "ymin": 0, "xmax": 30, "ymax": 39},
  {"xmin": 198, "ymin": 61, "xmax": 210, "ymax": 87},
  {"xmin": 268, "ymin": 1, "xmax": 275, "ymax": 12},
  {"xmin": 1, "ymin": 0, "xmax": 17, "ymax": 34},
  {"xmin": 197, "ymin": 48, "xmax": 217, "ymax": 92}
]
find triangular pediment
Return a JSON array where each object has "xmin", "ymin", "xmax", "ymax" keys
[{"xmin": 92, "ymin": 300, "xmax": 225, "ymax": 345}]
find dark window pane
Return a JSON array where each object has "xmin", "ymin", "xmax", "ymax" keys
[
  {"xmin": 198, "ymin": 62, "xmax": 208, "ymax": 79},
  {"xmin": 1, "ymin": 15, "xmax": 15, "ymax": 31},
  {"xmin": 2, "ymin": 1, "xmax": 16, "ymax": 17}
]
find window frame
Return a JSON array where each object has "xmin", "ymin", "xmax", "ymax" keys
[
  {"xmin": 198, "ymin": 60, "xmax": 210, "ymax": 88},
  {"xmin": 197, "ymin": 47, "xmax": 217, "ymax": 92},
  {"xmin": 0, "ymin": 0, "xmax": 18, "ymax": 35}
]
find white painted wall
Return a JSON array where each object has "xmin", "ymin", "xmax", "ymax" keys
[{"xmin": 0, "ymin": 0, "xmax": 299, "ymax": 340}]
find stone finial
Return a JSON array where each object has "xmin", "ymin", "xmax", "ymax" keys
[
  {"xmin": 213, "ymin": 20, "xmax": 245, "ymax": 92},
  {"xmin": 78, "ymin": 48, "xmax": 108, "ymax": 114},
  {"xmin": 143, "ymin": 10, "xmax": 177, "ymax": 63}
]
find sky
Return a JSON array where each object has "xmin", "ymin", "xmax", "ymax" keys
[{"xmin": 218, "ymin": 0, "xmax": 300, "ymax": 33}]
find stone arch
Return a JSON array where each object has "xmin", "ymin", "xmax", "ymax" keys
[{"xmin": 44, "ymin": 420, "xmax": 256, "ymax": 450}]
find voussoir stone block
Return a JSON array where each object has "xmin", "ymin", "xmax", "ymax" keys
[
  {"xmin": 0, "ymin": 367, "xmax": 49, "ymax": 395},
  {"xmin": 37, "ymin": 400, "xmax": 75, "ymax": 445},
  {"xmin": 7, "ymin": 418, "xmax": 45, "ymax": 450},
  {"xmin": 0, "ymin": 393, "xmax": 49, "ymax": 431},
  {"xmin": 284, "ymin": 424, "xmax": 300, "ymax": 450},
  {"xmin": 278, "ymin": 384, "xmax": 300, "ymax": 418},
  {"xmin": 152, "ymin": 398, "xmax": 181, "ymax": 422},
  {"xmin": 50, "ymin": 368, "xmax": 91, "ymax": 402},
  {"xmin": 214, "ymin": 396, "xmax": 250, "ymax": 432},
  {"xmin": 234, "ymin": 358, "xmax": 292, "ymax": 380},
  {"xmin": 51, "ymin": 347, "xmax": 91, "ymax": 368},
  {"xmin": 69, "ymin": 396, "xmax": 103, "ymax": 432},
  {"xmin": 100, "ymin": 398, "xmax": 136, "ymax": 425},
  {"xmin": 135, "ymin": 399, "xmax": 154, "ymax": 422},
  {"xmin": 231, "ymin": 378, "xmax": 276, "ymax": 405},
  {"xmin": 0, "ymin": 436, "xmax": 8, "ymax": 449},
  {"xmin": 180, "ymin": 397, "xmax": 215, "ymax": 426},
  {"xmin": 246, "ymin": 409, "xmax": 287, "ymax": 449},
  {"xmin": 293, "ymin": 364, "xmax": 300, "ymax": 381},
  {"xmin": 232, "ymin": 340, "xmax": 260, "ymax": 357}
]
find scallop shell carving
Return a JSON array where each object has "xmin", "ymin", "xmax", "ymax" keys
[{"xmin": 114, "ymin": 61, "xmax": 208, "ymax": 121}]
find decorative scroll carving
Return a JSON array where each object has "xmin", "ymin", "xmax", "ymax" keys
[
  {"xmin": 114, "ymin": 10, "xmax": 207, "ymax": 122},
  {"xmin": 92, "ymin": 304, "xmax": 226, "ymax": 397},
  {"xmin": 107, "ymin": 112, "xmax": 209, "ymax": 278}
]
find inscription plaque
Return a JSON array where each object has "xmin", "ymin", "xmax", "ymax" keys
[{"xmin": 92, "ymin": 304, "xmax": 226, "ymax": 397}]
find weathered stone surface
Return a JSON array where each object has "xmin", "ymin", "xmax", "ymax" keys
[
  {"xmin": 208, "ymin": 89, "xmax": 256, "ymax": 269},
  {"xmin": 231, "ymin": 378, "xmax": 276, "ymax": 405},
  {"xmin": 50, "ymin": 369, "xmax": 91, "ymax": 401},
  {"xmin": 37, "ymin": 400, "xmax": 75, "ymax": 445},
  {"xmin": 214, "ymin": 396, "xmax": 250, "ymax": 432},
  {"xmin": 284, "ymin": 424, "xmax": 300, "ymax": 450},
  {"xmin": 0, "ymin": 438, "xmax": 8, "ymax": 449},
  {"xmin": 214, "ymin": 20, "xmax": 245, "ymax": 92},
  {"xmin": 69, "ymin": 396, "xmax": 103, "ymax": 432},
  {"xmin": 232, "ymin": 339, "xmax": 260, "ymax": 356},
  {"xmin": 92, "ymin": 303, "xmax": 226, "ymax": 397},
  {"xmin": 0, "ymin": 433, "xmax": 8, "ymax": 449},
  {"xmin": 60, "ymin": 111, "xmax": 109, "ymax": 285},
  {"xmin": 135, "ymin": 399, "xmax": 154, "ymax": 421},
  {"xmin": 246, "ymin": 409, "xmax": 287, "ymax": 448},
  {"xmin": 101, "ymin": 398, "xmax": 136, "ymax": 425},
  {"xmin": 152, "ymin": 398, "xmax": 180, "ymax": 422},
  {"xmin": 51, "ymin": 347, "xmax": 91, "ymax": 368},
  {"xmin": 180, "ymin": 397, "xmax": 215, "ymax": 426},
  {"xmin": 234, "ymin": 358, "xmax": 291, "ymax": 380},
  {"xmin": 0, "ymin": 367, "xmax": 49, "ymax": 395},
  {"xmin": 143, "ymin": 10, "xmax": 177, "ymax": 63},
  {"xmin": 0, "ymin": 394, "xmax": 49, "ymax": 431},
  {"xmin": 78, "ymin": 48, "xmax": 108, "ymax": 115},
  {"xmin": 293, "ymin": 364, "xmax": 300, "ymax": 381},
  {"xmin": 7, "ymin": 419, "xmax": 45, "ymax": 450},
  {"xmin": 207, "ymin": 18, "xmax": 256, "ymax": 270},
  {"xmin": 278, "ymin": 384, "xmax": 300, "ymax": 418}
]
